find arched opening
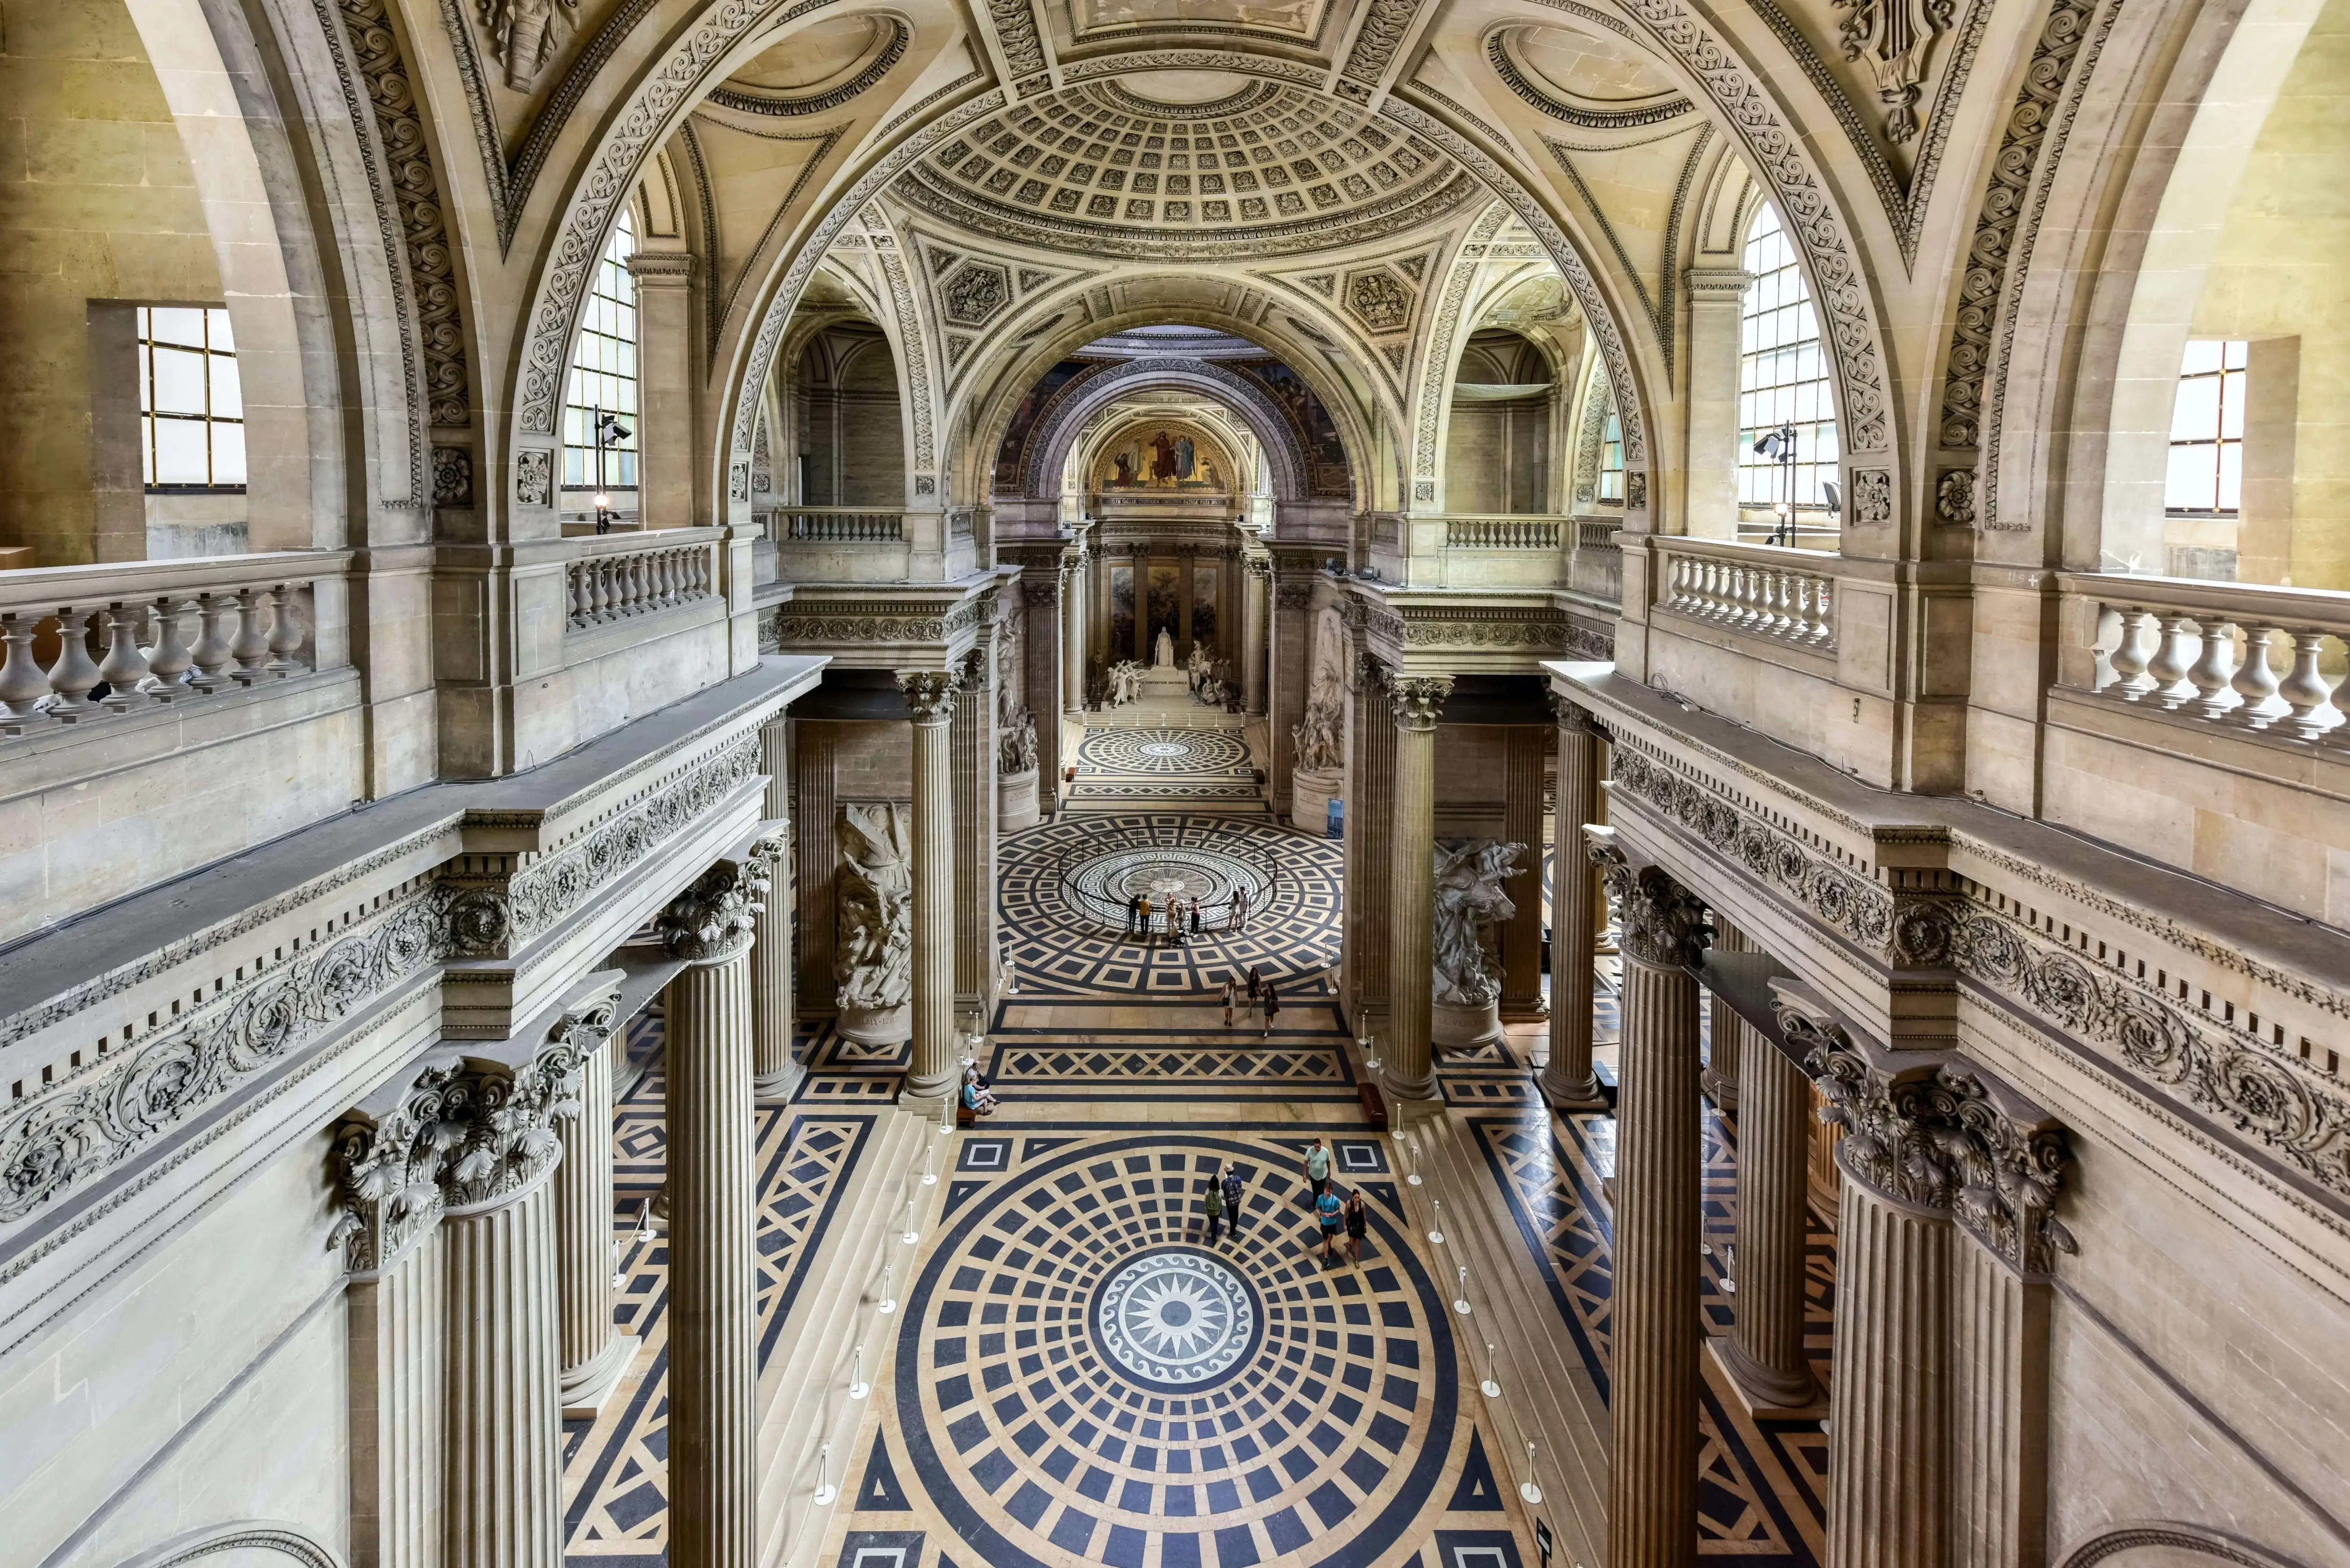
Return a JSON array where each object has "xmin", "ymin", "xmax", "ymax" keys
[
  {"xmin": 1736, "ymin": 203, "xmax": 1840, "ymax": 549},
  {"xmin": 560, "ymin": 210, "xmax": 641, "ymax": 532},
  {"xmin": 793, "ymin": 326, "xmax": 908, "ymax": 509},
  {"xmin": 1443, "ymin": 329, "xmax": 1554, "ymax": 515}
]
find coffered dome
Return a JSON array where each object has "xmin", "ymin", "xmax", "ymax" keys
[{"xmin": 891, "ymin": 78, "xmax": 1483, "ymax": 259}]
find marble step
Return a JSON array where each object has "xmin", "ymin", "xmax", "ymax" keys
[
  {"xmin": 754, "ymin": 1105, "xmax": 938, "ymax": 1568},
  {"xmin": 1408, "ymin": 1111, "xmax": 1613, "ymax": 1568}
]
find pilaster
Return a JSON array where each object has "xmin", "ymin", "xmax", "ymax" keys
[
  {"xmin": 752, "ymin": 716, "xmax": 799, "ymax": 1100},
  {"xmin": 1541, "ymin": 700, "xmax": 1608, "ymax": 1108},
  {"xmin": 899, "ymin": 670, "xmax": 959, "ymax": 1100},
  {"xmin": 1499, "ymin": 725, "xmax": 1548, "ymax": 1018},
  {"xmin": 1383, "ymin": 673, "xmax": 1451, "ymax": 1103}
]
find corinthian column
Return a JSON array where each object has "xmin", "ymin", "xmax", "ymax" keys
[
  {"xmin": 439, "ymin": 1038, "xmax": 586, "ymax": 1568},
  {"xmin": 751, "ymin": 715, "xmax": 800, "ymax": 1101},
  {"xmin": 1242, "ymin": 557, "xmax": 1269, "ymax": 714},
  {"xmin": 1590, "ymin": 828, "xmax": 1708, "ymax": 1568},
  {"xmin": 1060, "ymin": 554, "xmax": 1086, "ymax": 714},
  {"xmin": 1708, "ymin": 999, "xmax": 1823, "ymax": 1417},
  {"xmin": 660, "ymin": 849, "xmax": 776, "ymax": 1568},
  {"xmin": 553, "ymin": 984, "xmax": 633, "ymax": 1418},
  {"xmin": 899, "ymin": 670, "xmax": 959, "ymax": 1101},
  {"xmin": 1541, "ymin": 699, "xmax": 1608, "ymax": 1108},
  {"xmin": 1702, "ymin": 921, "xmax": 1752, "ymax": 1109},
  {"xmin": 1383, "ymin": 674, "xmax": 1451, "ymax": 1103}
]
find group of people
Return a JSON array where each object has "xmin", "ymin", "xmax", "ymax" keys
[
  {"xmin": 1192, "ymin": 1138, "xmax": 1369, "ymax": 1265},
  {"xmin": 1219, "ymin": 967, "xmax": 1281, "ymax": 1035},
  {"xmin": 1122, "ymin": 886, "xmax": 1249, "ymax": 946},
  {"xmin": 960, "ymin": 1064, "xmax": 998, "ymax": 1116}
]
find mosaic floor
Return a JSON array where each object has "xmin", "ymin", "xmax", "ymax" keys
[
  {"xmin": 1069, "ymin": 725, "xmax": 1267, "ymax": 811},
  {"xmin": 557, "ymin": 723, "xmax": 1833, "ymax": 1568}
]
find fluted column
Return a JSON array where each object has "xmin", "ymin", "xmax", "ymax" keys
[
  {"xmin": 556, "ymin": 1030, "xmax": 636, "ymax": 1415},
  {"xmin": 1701, "ymin": 921, "xmax": 1750, "ymax": 1109},
  {"xmin": 1383, "ymin": 674, "xmax": 1451, "ymax": 1103},
  {"xmin": 952, "ymin": 643, "xmax": 997, "ymax": 1016},
  {"xmin": 1348, "ymin": 653, "xmax": 1394, "ymax": 1027},
  {"xmin": 1709, "ymin": 1014, "xmax": 1822, "ymax": 1415},
  {"xmin": 1242, "ymin": 559, "xmax": 1269, "ymax": 714},
  {"xmin": 1590, "ymin": 830, "xmax": 1708, "ymax": 1568},
  {"xmin": 899, "ymin": 670, "xmax": 959, "ymax": 1100},
  {"xmin": 752, "ymin": 717, "xmax": 800, "ymax": 1100},
  {"xmin": 1061, "ymin": 555, "xmax": 1086, "ymax": 714},
  {"xmin": 1499, "ymin": 725, "xmax": 1547, "ymax": 1017},
  {"xmin": 439, "ymin": 1040, "xmax": 588, "ymax": 1568},
  {"xmin": 660, "ymin": 848, "xmax": 775, "ymax": 1568},
  {"xmin": 1541, "ymin": 700, "xmax": 1608, "ymax": 1108}
]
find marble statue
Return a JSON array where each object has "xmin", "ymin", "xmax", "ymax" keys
[
  {"xmin": 1291, "ymin": 697, "xmax": 1343, "ymax": 772},
  {"xmin": 1432, "ymin": 838, "xmax": 1525, "ymax": 1007},
  {"xmin": 1153, "ymin": 627, "xmax": 1175, "ymax": 668},
  {"xmin": 834, "ymin": 804, "xmax": 912, "ymax": 1009},
  {"xmin": 1107, "ymin": 660, "xmax": 1145, "ymax": 706},
  {"xmin": 1187, "ymin": 643, "xmax": 1211, "ymax": 691},
  {"xmin": 998, "ymin": 709, "xmax": 1038, "ymax": 775}
]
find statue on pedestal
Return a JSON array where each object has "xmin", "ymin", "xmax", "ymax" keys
[
  {"xmin": 1153, "ymin": 627, "xmax": 1175, "ymax": 668},
  {"xmin": 1432, "ymin": 838, "xmax": 1525, "ymax": 1009}
]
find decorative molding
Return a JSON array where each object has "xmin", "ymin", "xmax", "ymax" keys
[
  {"xmin": 1935, "ymin": 466, "xmax": 1976, "ymax": 526},
  {"xmin": 769, "ymin": 597, "xmax": 987, "ymax": 647},
  {"xmin": 1484, "ymin": 31, "xmax": 1695, "ymax": 127},
  {"xmin": 706, "ymin": 17, "xmax": 908, "ymax": 113},
  {"xmin": 1851, "ymin": 466, "xmax": 1892, "ymax": 526},
  {"xmin": 1832, "ymin": 0, "xmax": 1956, "ymax": 145},
  {"xmin": 1339, "ymin": 0, "xmax": 1422, "ymax": 89},
  {"xmin": 874, "ymin": 245, "xmax": 938, "ymax": 471},
  {"xmin": 1589, "ymin": 829, "xmax": 1709, "ymax": 967},
  {"xmin": 1415, "ymin": 205, "xmax": 1513, "ymax": 478},
  {"xmin": 431, "ymin": 445, "xmax": 474, "ymax": 507},
  {"xmin": 1013, "ymin": 359, "xmax": 1311, "ymax": 500},
  {"xmin": 980, "ymin": 0, "xmax": 1049, "ymax": 80},
  {"xmin": 515, "ymin": 448, "xmax": 552, "ymax": 508},
  {"xmin": 2056, "ymin": 1526, "xmax": 2303, "ymax": 1568}
]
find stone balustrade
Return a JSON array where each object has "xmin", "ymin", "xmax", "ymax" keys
[
  {"xmin": 2063, "ymin": 573, "xmax": 2350, "ymax": 742},
  {"xmin": 1574, "ymin": 519, "xmax": 1618, "ymax": 555},
  {"xmin": 1443, "ymin": 516, "xmax": 1563, "ymax": 550},
  {"xmin": 566, "ymin": 533, "xmax": 717, "ymax": 631},
  {"xmin": 0, "ymin": 551, "xmax": 347, "ymax": 733},
  {"xmin": 773, "ymin": 507, "xmax": 906, "ymax": 544},
  {"xmin": 1657, "ymin": 542, "xmax": 1836, "ymax": 652},
  {"xmin": 1571, "ymin": 518, "xmax": 1622, "ymax": 604}
]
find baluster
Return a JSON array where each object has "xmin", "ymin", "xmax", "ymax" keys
[
  {"xmin": 0, "ymin": 612, "xmax": 51, "ymax": 726},
  {"xmin": 2274, "ymin": 630, "xmax": 2337, "ymax": 740},
  {"xmin": 2145, "ymin": 613, "xmax": 2200, "ymax": 709},
  {"xmin": 2185, "ymin": 619, "xmax": 2240, "ymax": 719},
  {"xmin": 688, "ymin": 546, "xmax": 708, "ymax": 598},
  {"xmin": 1736, "ymin": 567, "xmax": 1762, "ymax": 630},
  {"xmin": 1809, "ymin": 577, "xmax": 1835, "ymax": 647},
  {"xmin": 143, "ymin": 596, "xmax": 194, "ymax": 697},
  {"xmin": 265, "ymin": 584, "xmax": 307, "ymax": 677},
  {"xmin": 578, "ymin": 559, "xmax": 600, "ymax": 624},
  {"xmin": 189, "ymin": 594, "xmax": 236, "ymax": 690},
  {"xmin": 569, "ymin": 564, "xmax": 589, "ymax": 627},
  {"xmin": 1788, "ymin": 577, "xmax": 1817, "ymax": 642},
  {"xmin": 2106, "ymin": 607, "xmax": 2155, "ymax": 698},
  {"xmin": 1695, "ymin": 561, "xmax": 1720, "ymax": 618},
  {"xmin": 47, "ymin": 607, "xmax": 104, "ymax": 716},
  {"xmin": 228, "ymin": 587, "xmax": 270, "ymax": 683},
  {"xmin": 2228, "ymin": 625, "xmax": 2286, "ymax": 728},
  {"xmin": 96, "ymin": 602, "xmax": 152, "ymax": 708},
  {"xmin": 601, "ymin": 558, "xmax": 622, "ymax": 621},
  {"xmin": 1759, "ymin": 571, "xmax": 1787, "ymax": 637},
  {"xmin": 623, "ymin": 553, "xmax": 645, "ymax": 616}
]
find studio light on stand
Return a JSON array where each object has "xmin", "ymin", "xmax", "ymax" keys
[
  {"xmin": 589, "ymin": 407, "xmax": 631, "ymax": 534},
  {"xmin": 1751, "ymin": 423, "xmax": 1797, "ymax": 546}
]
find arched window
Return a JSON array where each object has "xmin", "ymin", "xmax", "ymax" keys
[
  {"xmin": 1598, "ymin": 406, "xmax": 1624, "ymax": 502},
  {"xmin": 564, "ymin": 210, "xmax": 639, "ymax": 504},
  {"xmin": 1739, "ymin": 203, "xmax": 1838, "ymax": 534}
]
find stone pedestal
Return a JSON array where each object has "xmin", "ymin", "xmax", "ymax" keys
[
  {"xmin": 900, "ymin": 670, "xmax": 959, "ymax": 1103},
  {"xmin": 999, "ymin": 767, "xmax": 1040, "ymax": 831},
  {"xmin": 660, "ymin": 852, "xmax": 771, "ymax": 1568},
  {"xmin": 1290, "ymin": 764, "xmax": 1340, "ymax": 835},
  {"xmin": 1431, "ymin": 997, "xmax": 1504, "ymax": 1051},
  {"xmin": 1591, "ymin": 831, "xmax": 1708, "ymax": 1568},
  {"xmin": 1540, "ymin": 702, "xmax": 1609, "ymax": 1108},
  {"xmin": 1383, "ymin": 676, "xmax": 1451, "ymax": 1104},
  {"xmin": 839, "ymin": 1002, "xmax": 910, "ymax": 1046}
]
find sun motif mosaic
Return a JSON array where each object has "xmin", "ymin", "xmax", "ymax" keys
[{"xmin": 1096, "ymin": 1250, "xmax": 1260, "ymax": 1389}]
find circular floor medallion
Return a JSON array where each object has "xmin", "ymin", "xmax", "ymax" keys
[
  {"xmin": 1077, "ymin": 728, "xmax": 1251, "ymax": 774},
  {"xmin": 1139, "ymin": 741, "xmax": 1190, "ymax": 757},
  {"xmin": 1093, "ymin": 1249, "xmax": 1258, "ymax": 1390}
]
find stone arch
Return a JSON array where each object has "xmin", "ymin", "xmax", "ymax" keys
[
  {"xmin": 1015, "ymin": 361, "xmax": 1315, "ymax": 502},
  {"xmin": 2053, "ymin": 1522, "xmax": 2308, "ymax": 1567},
  {"xmin": 116, "ymin": 1523, "xmax": 343, "ymax": 1568}
]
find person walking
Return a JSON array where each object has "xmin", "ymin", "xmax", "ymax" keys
[
  {"xmin": 1232, "ymin": 885, "xmax": 1249, "ymax": 932},
  {"xmin": 1262, "ymin": 979, "xmax": 1279, "ymax": 1037},
  {"xmin": 1203, "ymin": 1169, "xmax": 1226, "ymax": 1243},
  {"xmin": 1222, "ymin": 1163, "xmax": 1246, "ymax": 1234},
  {"xmin": 1189, "ymin": 901, "xmax": 1202, "ymax": 940},
  {"xmin": 1343, "ymin": 1189, "xmax": 1368, "ymax": 1264},
  {"xmin": 1302, "ymin": 1137, "xmax": 1330, "ymax": 1204},
  {"xmin": 1138, "ymin": 894, "xmax": 1152, "ymax": 946},
  {"xmin": 1316, "ymin": 1182, "xmax": 1344, "ymax": 1262},
  {"xmin": 1222, "ymin": 976, "xmax": 1237, "ymax": 1028},
  {"xmin": 1127, "ymin": 892, "xmax": 1141, "ymax": 936},
  {"xmin": 1246, "ymin": 965, "xmax": 1262, "ymax": 1022}
]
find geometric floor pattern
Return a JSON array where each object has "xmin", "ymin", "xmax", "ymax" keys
[
  {"xmin": 836, "ymin": 1129, "xmax": 1535, "ymax": 1568},
  {"xmin": 985, "ymin": 995, "xmax": 1363, "ymax": 1106},
  {"xmin": 1070, "ymin": 725, "xmax": 1266, "ymax": 812},
  {"xmin": 1001, "ymin": 812, "xmax": 1342, "ymax": 997}
]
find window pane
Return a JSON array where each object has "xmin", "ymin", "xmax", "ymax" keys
[
  {"xmin": 153, "ymin": 418, "xmax": 210, "ymax": 484},
  {"xmin": 2170, "ymin": 376, "xmax": 2219, "ymax": 441},
  {"xmin": 2165, "ymin": 444, "xmax": 2216, "ymax": 511},
  {"xmin": 211, "ymin": 420, "xmax": 247, "ymax": 486},
  {"xmin": 2220, "ymin": 368, "xmax": 2245, "ymax": 439},
  {"xmin": 2217, "ymin": 442, "xmax": 2242, "ymax": 512},
  {"xmin": 205, "ymin": 306, "xmax": 235, "ymax": 354},
  {"xmin": 152, "ymin": 348, "xmax": 208, "ymax": 415},
  {"xmin": 141, "ymin": 414, "xmax": 156, "ymax": 485},
  {"xmin": 2179, "ymin": 339, "xmax": 2223, "ymax": 376},
  {"xmin": 209, "ymin": 353, "xmax": 243, "ymax": 419},
  {"xmin": 148, "ymin": 307, "xmax": 207, "ymax": 349}
]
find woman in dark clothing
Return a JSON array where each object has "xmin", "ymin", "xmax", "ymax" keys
[
  {"xmin": 1261, "ymin": 980, "xmax": 1279, "ymax": 1037},
  {"xmin": 1343, "ymin": 1190, "xmax": 1368, "ymax": 1264}
]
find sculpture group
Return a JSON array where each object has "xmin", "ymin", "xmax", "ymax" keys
[
  {"xmin": 1432, "ymin": 838, "xmax": 1525, "ymax": 1012},
  {"xmin": 835, "ymin": 803, "xmax": 912, "ymax": 1039}
]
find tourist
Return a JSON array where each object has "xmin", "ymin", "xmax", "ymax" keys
[
  {"xmin": 1262, "ymin": 979, "xmax": 1279, "ymax": 1037},
  {"xmin": 1232, "ymin": 886, "xmax": 1249, "ymax": 932},
  {"xmin": 1302, "ymin": 1136, "xmax": 1329, "ymax": 1200},
  {"xmin": 1189, "ymin": 901, "xmax": 1202, "ymax": 940},
  {"xmin": 1246, "ymin": 965, "xmax": 1262, "ymax": 1020},
  {"xmin": 1222, "ymin": 977, "xmax": 1236, "ymax": 1027},
  {"xmin": 1343, "ymin": 1189, "xmax": 1368, "ymax": 1264},
  {"xmin": 962, "ymin": 1072, "xmax": 996, "ymax": 1118},
  {"xmin": 1203, "ymin": 1167, "xmax": 1226, "ymax": 1242},
  {"xmin": 1139, "ymin": 894, "xmax": 1153, "ymax": 946},
  {"xmin": 1127, "ymin": 892, "xmax": 1141, "ymax": 935},
  {"xmin": 1221, "ymin": 1163, "xmax": 1246, "ymax": 1233},
  {"xmin": 1316, "ymin": 1181, "xmax": 1344, "ymax": 1262}
]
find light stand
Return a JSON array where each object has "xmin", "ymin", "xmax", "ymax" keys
[
  {"xmin": 589, "ymin": 406, "xmax": 631, "ymax": 534},
  {"xmin": 1752, "ymin": 423, "xmax": 1798, "ymax": 546}
]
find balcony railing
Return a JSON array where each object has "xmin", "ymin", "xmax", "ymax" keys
[
  {"xmin": 1444, "ymin": 516, "xmax": 1562, "ymax": 551},
  {"xmin": 771, "ymin": 507, "xmax": 906, "ymax": 544},
  {"xmin": 2062, "ymin": 573, "xmax": 2350, "ymax": 742},
  {"xmin": 0, "ymin": 551, "xmax": 347, "ymax": 734},
  {"xmin": 1656, "ymin": 543, "xmax": 1836, "ymax": 652},
  {"xmin": 566, "ymin": 532, "xmax": 716, "ymax": 631}
]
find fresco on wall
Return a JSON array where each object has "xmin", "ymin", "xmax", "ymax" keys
[
  {"xmin": 992, "ymin": 359, "xmax": 1099, "ymax": 491},
  {"xmin": 1231, "ymin": 359, "xmax": 1351, "ymax": 497},
  {"xmin": 1110, "ymin": 564, "xmax": 1136, "ymax": 663},
  {"xmin": 1193, "ymin": 565, "xmax": 1218, "ymax": 652},
  {"xmin": 1093, "ymin": 421, "xmax": 1234, "ymax": 491}
]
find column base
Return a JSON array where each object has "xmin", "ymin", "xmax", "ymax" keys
[
  {"xmin": 1701, "ymin": 1064, "xmax": 1740, "ymax": 1112},
  {"xmin": 560, "ymin": 1333, "xmax": 642, "ymax": 1419},
  {"xmin": 1537, "ymin": 1069, "xmax": 1612, "ymax": 1111},
  {"xmin": 1705, "ymin": 1334, "xmax": 1826, "ymax": 1420},
  {"xmin": 901, "ymin": 1075, "xmax": 958, "ymax": 1108},
  {"xmin": 753, "ymin": 1062, "xmax": 805, "ymax": 1105},
  {"xmin": 1380, "ymin": 1062, "xmax": 1441, "ymax": 1106}
]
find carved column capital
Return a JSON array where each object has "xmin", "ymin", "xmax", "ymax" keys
[
  {"xmin": 1355, "ymin": 649, "xmax": 1390, "ymax": 693},
  {"xmin": 328, "ymin": 1066, "xmax": 462, "ymax": 1275},
  {"xmin": 1386, "ymin": 674, "xmax": 1452, "ymax": 732},
  {"xmin": 1550, "ymin": 691, "xmax": 1610, "ymax": 739},
  {"xmin": 660, "ymin": 852, "xmax": 772, "ymax": 965},
  {"xmin": 896, "ymin": 668, "xmax": 960, "ymax": 724},
  {"xmin": 437, "ymin": 1044, "xmax": 584, "ymax": 1214},
  {"xmin": 1938, "ymin": 1061, "xmax": 2078, "ymax": 1274},
  {"xmin": 1587, "ymin": 827, "xmax": 1708, "ymax": 968}
]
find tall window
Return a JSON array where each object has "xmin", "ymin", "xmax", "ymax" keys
[
  {"xmin": 2166, "ymin": 339, "xmax": 2246, "ymax": 515},
  {"xmin": 564, "ymin": 210, "xmax": 639, "ymax": 492},
  {"xmin": 138, "ymin": 307, "xmax": 244, "ymax": 490},
  {"xmin": 1598, "ymin": 407, "xmax": 1624, "ymax": 501},
  {"xmin": 1738, "ymin": 203, "xmax": 1839, "ymax": 516}
]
